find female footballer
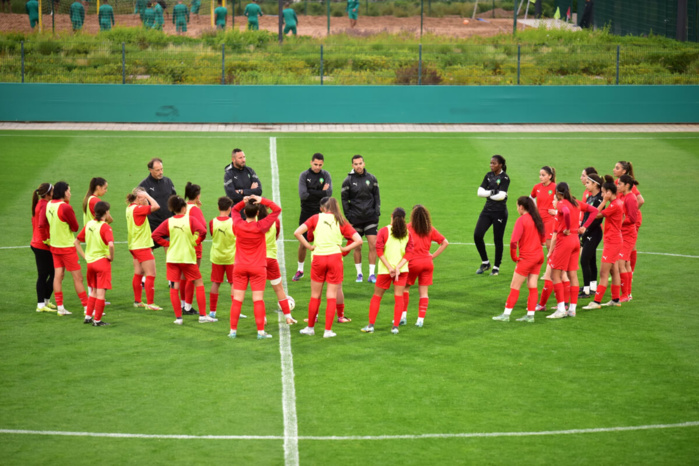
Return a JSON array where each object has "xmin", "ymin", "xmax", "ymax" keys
[
  {"xmin": 31, "ymin": 183, "xmax": 56, "ymax": 313},
  {"xmin": 126, "ymin": 187, "xmax": 161, "ymax": 310},
  {"xmin": 474, "ymin": 155, "xmax": 509, "ymax": 276}
]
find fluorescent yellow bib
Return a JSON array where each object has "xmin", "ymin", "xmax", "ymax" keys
[
  {"xmin": 166, "ymin": 216, "xmax": 196, "ymax": 264},
  {"xmin": 46, "ymin": 201, "xmax": 74, "ymax": 248},
  {"xmin": 210, "ymin": 217, "xmax": 236, "ymax": 265},
  {"xmin": 265, "ymin": 222, "xmax": 278, "ymax": 259},
  {"xmin": 377, "ymin": 225, "xmax": 409, "ymax": 275},
  {"xmin": 312, "ymin": 213, "xmax": 343, "ymax": 257},
  {"xmin": 84, "ymin": 220, "xmax": 109, "ymax": 263},
  {"xmin": 126, "ymin": 204, "xmax": 154, "ymax": 250}
]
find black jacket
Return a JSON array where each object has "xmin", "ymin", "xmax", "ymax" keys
[
  {"xmin": 299, "ymin": 168, "xmax": 333, "ymax": 213},
  {"xmin": 138, "ymin": 174, "xmax": 176, "ymax": 230},
  {"xmin": 341, "ymin": 169, "xmax": 380, "ymax": 223},
  {"xmin": 224, "ymin": 163, "xmax": 262, "ymax": 204}
]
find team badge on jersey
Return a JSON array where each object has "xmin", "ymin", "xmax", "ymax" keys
[
  {"xmin": 365, "ymin": 180, "xmax": 370, "ymax": 186},
  {"xmin": 320, "ymin": 178, "xmax": 324, "ymax": 184}
]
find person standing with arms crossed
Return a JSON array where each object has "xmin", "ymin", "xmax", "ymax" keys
[
  {"xmin": 473, "ymin": 155, "xmax": 509, "ymax": 276},
  {"xmin": 244, "ymin": 0, "xmax": 262, "ymax": 30},
  {"xmin": 293, "ymin": 153, "xmax": 332, "ymax": 281},
  {"xmin": 341, "ymin": 154, "xmax": 380, "ymax": 283},
  {"xmin": 224, "ymin": 148, "xmax": 262, "ymax": 209}
]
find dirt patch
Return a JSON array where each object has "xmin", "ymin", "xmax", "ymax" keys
[{"xmin": 0, "ymin": 12, "xmax": 522, "ymax": 38}]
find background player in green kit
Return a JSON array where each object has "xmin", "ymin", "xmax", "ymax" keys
[
  {"xmin": 70, "ymin": 0, "xmax": 85, "ymax": 31},
  {"xmin": 189, "ymin": 0, "xmax": 200, "ymax": 22},
  {"xmin": 214, "ymin": 0, "xmax": 227, "ymax": 29},
  {"xmin": 154, "ymin": 0, "xmax": 164, "ymax": 29},
  {"xmin": 98, "ymin": 0, "xmax": 115, "ymax": 31},
  {"xmin": 282, "ymin": 2, "xmax": 297, "ymax": 36},
  {"xmin": 143, "ymin": 1, "xmax": 155, "ymax": 28},
  {"xmin": 172, "ymin": 0, "xmax": 189, "ymax": 34},
  {"xmin": 244, "ymin": 0, "xmax": 262, "ymax": 30},
  {"xmin": 347, "ymin": 0, "xmax": 358, "ymax": 28},
  {"xmin": 25, "ymin": 0, "xmax": 40, "ymax": 30}
]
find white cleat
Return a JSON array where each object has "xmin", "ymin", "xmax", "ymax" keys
[
  {"xmin": 323, "ymin": 330, "xmax": 337, "ymax": 338},
  {"xmin": 199, "ymin": 315, "xmax": 217, "ymax": 323},
  {"xmin": 173, "ymin": 318, "xmax": 183, "ymax": 325},
  {"xmin": 546, "ymin": 310, "xmax": 568, "ymax": 319},
  {"xmin": 299, "ymin": 326, "xmax": 315, "ymax": 336}
]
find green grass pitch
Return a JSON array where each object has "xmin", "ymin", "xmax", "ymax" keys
[{"xmin": 0, "ymin": 130, "xmax": 698, "ymax": 464}]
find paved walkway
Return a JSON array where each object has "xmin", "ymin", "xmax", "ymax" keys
[{"xmin": 0, "ymin": 122, "xmax": 698, "ymax": 132}]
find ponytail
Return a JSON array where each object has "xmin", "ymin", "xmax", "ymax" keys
[
  {"xmin": 390, "ymin": 207, "xmax": 407, "ymax": 240},
  {"xmin": 555, "ymin": 182, "xmax": 577, "ymax": 207},
  {"xmin": 493, "ymin": 154, "xmax": 507, "ymax": 172},
  {"xmin": 517, "ymin": 196, "xmax": 545, "ymax": 238},
  {"xmin": 168, "ymin": 195, "xmax": 187, "ymax": 214},
  {"xmin": 602, "ymin": 175, "xmax": 617, "ymax": 195},
  {"xmin": 184, "ymin": 181, "xmax": 201, "ymax": 201},
  {"xmin": 618, "ymin": 174, "xmax": 639, "ymax": 187},
  {"xmin": 32, "ymin": 182, "xmax": 53, "ymax": 216},
  {"xmin": 541, "ymin": 166, "xmax": 556, "ymax": 183},
  {"xmin": 617, "ymin": 161, "xmax": 635, "ymax": 178},
  {"xmin": 320, "ymin": 197, "xmax": 347, "ymax": 226},
  {"xmin": 83, "ymin": 177, "xmax": 107, "ymax": 214}
]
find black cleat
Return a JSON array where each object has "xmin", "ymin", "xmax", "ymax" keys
[
  {"xmin": 489, "ymin": 267, "xmax": 500, "ymax": 276},
  {"xmin": 476, "ymin": 262, "xmax": 491, "ymax": 275},
  {"xmin": 92, "ymin": 321, "xmax": 110, "ymax": 326},
  {"xmin": 182, "ymin": 307, "xmax": 198, "ymax": 315},
  {"xmin": 83, "ymin": 318, "xmax": 93, "ymax": 324}
]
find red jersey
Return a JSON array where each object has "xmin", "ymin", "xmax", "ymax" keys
[
  {"xmin": 151, "ymin": 214, "xmax": 207, "ymax": 248},
  {"xmin": 87, "ymin": 196, "xmax": 99, "ymax": 218},
  {"xmin": 31, "ymin": 199, "xmax": 50, "ymax": 250},
  {"xmin": 187, "ymin": 203, "xmax": 206, "ymax": 227},
  {"xmin": 405, "ymin": 223, "xmax": 445, "ymax": 262},
  {"xmin": 375, "ymin": 227, "xmax": 414, "ymax": 259},
  {"xmin": 510, "ymin": 213, "xmax": 544, "ymax": 262},
  {"xmin": 76, "ymin": 222, "xmax": 114, "ymax": 245},
  {"xmin": 619, "ymin": 191, "xmax": 639, "ymax": 237},
  {"xmin": 554, "ymin": 199, "xmax": 581, "ymax": 234},
  {"xmin": 129, "ymin": 203, "xmax": 151, "ymax": 227},
  {"xmin": 530, "ymin": 182, "xmax": 556, "ymax": 222},
  {"xmin": 600, "ymin": 198, "xmax": 624, "ymax": 245},
  {"xmin": 232, "ymin": 199, "xmax": 281, "ymax": 267}
]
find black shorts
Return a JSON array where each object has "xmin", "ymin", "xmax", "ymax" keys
[
  {"xmin": 350, "ymin": 218, "xmax": 379, "ymax": 237},
  {"xmin": 299, "ymin": 208, "xmax": 319, "ymax": 240}
]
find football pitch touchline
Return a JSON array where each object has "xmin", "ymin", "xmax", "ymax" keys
[
  {"xmin": 270, "ymin": 136, "xmax": 300, "ymax": 466},
  {"xmin": 1, "ymin": 421, "xmax": 697, "ymax": 441},
  {"xmin": 2, "ymin": 242, "xmax": 698, "ymax": 259}
]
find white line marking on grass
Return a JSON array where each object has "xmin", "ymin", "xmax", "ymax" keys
[
  {"xmin": 1, "ymin": 134, "xmax": 697, "ymax": 140},
  {"xmin": 270, "ymin": 136, "xmax": 300, "ymax": 466},
  {"xmin": 2, "ymin": 421, "xmax": 697, "ymax": 441}
]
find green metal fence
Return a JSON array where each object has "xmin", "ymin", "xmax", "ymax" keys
[{"xmin": 594, "ymin": 0, "xmax": 699, "ymax": 42}]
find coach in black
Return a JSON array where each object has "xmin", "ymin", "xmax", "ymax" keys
[
  {"xmin": 224, "ymin": 148, "xmax": 262, "ymax": 205},
  {"xmin": 341, "ymin": 154, "xmax": 380, "ymax": 283},
  {"xmin": 139, "ymin": 157, "xmax": 176, "ymax": 235},
  {"xmin": 292, "ymin": 153, "xmax": 333, "ymax": 282}
]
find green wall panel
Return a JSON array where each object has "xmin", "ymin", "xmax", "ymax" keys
[{"xmin": 1, "ymin": 84, "xmax": 697, "ymax": 123}]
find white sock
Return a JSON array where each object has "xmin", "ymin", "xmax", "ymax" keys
[
  {"xmin": 58, "ymin": 304, "xmax": 65, "ymax": 311},
  {"xmin": 297, "ymin": 262, "xmax": 304, "ymax": 272},
  {"xmin": 482, "ymin": 260, "xmax": 489, "ymax": 265},
  {"xmin": 401, "ymin": 311, "xmax": 407, "ymax": 320},
  {"xmin": 503, "ymin": 308, "xmax": 513, "ymax": 316},
  {"xmin": 527, "ymin": 310, "xmax": 535, "ymax": 316},
  {"xmin": 416, "ymin": 317, "xmax": 424, "ymax": 325},
  {"xmin": 44, "ymin": 299, "xmax": 50, "ymax": 305},
  {"xmin": 569, "ymin": 303, "xmax": 577, "ymax": 312},
  {"xmin": 369, "ymin": 264, "xmax": 376, "ymax": 276},
  {"xmin": 184, "ymin": 303, "xmax": 192, "ymax": 311},
  {"xmin": 583, "ymin": 286, "xmax": 590, "ymax": 294},
  {"xmin": 180, "ymin": 299, "xmax": 185, "ymax": 307},
  {"xmin": 557, "ymin": 302, "xmax": 566, "ymax": 313},
  {"xmin": 355, "ymin": 264, "xmax": 362, "ymax": 275},
  {"xmin": 37, "ymin": 302, "xmax": 43, "ymax": 309},
  {"xmin": 590, "ymin": 281, "xmax": 597, "ymax": 292}
]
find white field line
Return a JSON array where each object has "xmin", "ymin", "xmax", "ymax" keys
[
  {"xmin": 6, "ymin": 241, "xmax": 698, "ymax": 259},
  {"xmin": 270, "ymin": 136, "xmax": 300, "ymax": 466},
  {"xmin": 1, "ymin": 134, "xmax": 698, "ymax": 140},
  {"xmin": 1, "ymin": 421, "xmax": 697, "ymax": 441}
]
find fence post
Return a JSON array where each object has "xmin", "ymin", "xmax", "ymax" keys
[
  {"xmin": 221, "ymin": 44, "xmax": 225, "ymax": 85},
  {"xmin": 418, "ymin": 44, "xmax": 422, "ymax": 85},
  {"xmin": 616, "ymin": 45, "xmax": 620, "ymax": 85},
  {"xmin": 320, "ymin": 45, "xmax": 324, "ymax": 85},
  {"xmin": 21, "ymin": 40, "xmax": 25, "ymax": 83},
  {"xmin": 122, "ymin": 42, "xmax": 126, "ymax": 84},
  {"xmin": 517, "ymin": 44, "xmax": 521, "ymax": 85}
]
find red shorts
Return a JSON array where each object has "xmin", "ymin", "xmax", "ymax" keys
[
  {"xmin": 619, "ymin": 235, "xmax": 637, "ymax": 261},
  {"xmin": 375, "ymin": 272, "xmax": 408, "ymax": 290},
  {"xmin": 407, "ymin": 258, "xmax": 434, "ymax": 286},
  {"xmin": 543, "ymin": 217, "xmax": 555, "ymax": 241},
  {"xmin": 130, "ymin": 247, "xmax": 155, "ymax": 263},
  {"xmin": 211, "ymin": 263, "xmax": 234, "ymax": 284},
  {"xmin": 233, "ymin": 264, "xmax": 266, "ymax": 291},
  {"xmin": 310, "ymin": 254, "xmax": 344, "ymax": 285},
  {"xmin": 51, "ymin": 247, "xmax": 81, "ymax": 272},
  {"xmin": 166, "ymin": 262, "xmax": 202, "ymax": 282},
  {"xmin": 266, "ymin": 258, "xmax": 281, "ymax": 281},
  {"xmin": 601, "ymin": 242, "xmax": 622, "ymax": 264},
  {"xmin": 515, "ymin": 257, "xmax": 544, "ymax": 277},
  {"xmin": 87, "ymin": 257, "xmax": 112, "ymax": 290},
  {"xmin": 550, "ymin": 236, "xmax": 580, "ymax": 271}
]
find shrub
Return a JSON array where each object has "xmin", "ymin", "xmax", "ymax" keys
[{"xmin": 394, "ymin": 62, "xmax": 441, "ymax": 84}]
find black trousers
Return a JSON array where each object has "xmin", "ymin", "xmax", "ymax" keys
[
  {"xmin": 31, "ymin": 246, "xmax": 54, "ymax": 304},
  {"xmin": 580, "ymin": 229, "xmax": 602, "ymax": 287},
  {"xmin": 474, "ymin": 210, "xmax": 508, "ymax": 268}
]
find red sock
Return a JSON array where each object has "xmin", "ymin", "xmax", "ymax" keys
[
  {"xmin": 186, "ymin": 281, "xmax": 196, "ymax": 307},
  {"xmin": 86, "ymin": 296, "xmax": 96, "ymax": 317},
  {"xmin": 195, "ymin": 285, "xmax": 206, "ymax": 316},
  {"xmin": 627, "ymin": 272, "xmax": 633, "ymax": 296},
  {"xmin": 210, "ymin": 292, "xmax": 219, "ymax": 313},
  {"xmin": 620, "ymin": 272, "xmax": 629, "ymax": 298},
  {"xmin": 179, "ymin": 279, "xmax": 187, "ymax": 302},
  {"xmin": 230, "ymin": 299, "xmax": 242, "ymax": 330},
  {"xmin": 307, "ymin": 297, "xmax": 321, "ymax": 327},
  {"xmin": 539, "ymin": 280, "xmax": 553, "ymax": 306},
  {"xmin": 132, "ymin": 274, "xmax": 143, "ymax": 303},
  {"xmin": 145, "ymin": 275, "xmax": 155, "ymax": 305},
  {"xmin": 325, "ymin": 298, "xmax": 337, "ymax": 331},
  {"xmin": 611, "ymin": 284, "xmax": 621, "ymax": 301},
  {"xmin": 630, "ymin": 250, "xmax": 637, "ymax": 272},
  {"xmin": 418, "ymin": 297, "xmax": 429, "ymax": 318},
  {"xmin": 78, "ymin": 291, "xmax": 88, "ymax": 307},
  {"xmin": 403, "ymin": 291, "xmax": 410, "ymax": 313},
  {"xmin": 369, "ymin": 295, "xmax": 382, "ymax": 325},
  {"xmin": 505, "ymin": 288, "xmax": 520, "ymax": 309},
  {"xmin": 570, "ymin": 286, "xmax": 580, "ymax": 305},
  {"xmin": 170, "ymin": 288, "xmax": 182, "ymax": 318},
  {"xmin": 393, "ymin": 295, "xmax": 404, "ymax": 327},
  {"xmin": 336, "ymin": 303, "xmax": 345, "ymax": 319},
  {"xmin": 279, "ymin": 297, "xmax": 291, "ymax": 316},
  {"xmin": 55, "ymin": 291, "xmax": 64, "ymax": 306},
  {"xmin": 94, "ymin": 299, "xmax": 105, "ymax": 321},
  {"xmin": 594, "ymin": 285, "xmax": 607, "ymax": 304},
  {"xmin": 562, "ymin": 281, "xmax": 571, "ymax": 304},
  {"xmin": 253, "ymin": 300, "xmax": 266, "ymax": 331},
  {"xmin": 553, "ymin": 282, "xmax": 565, "ymax": 305},
  {"xmin": 527, "ymin": 287, "xmax": 538, "ymax": 311}
]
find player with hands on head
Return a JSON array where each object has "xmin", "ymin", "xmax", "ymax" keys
[{"xmin": 126, "ymin": 187, "xmax": 161, "ymax": 310}]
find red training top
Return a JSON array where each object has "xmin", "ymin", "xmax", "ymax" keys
[
  {"xmin": 530, "ymin": 182, "xmax": 556, "ymax": 222},
  {"xmin": 405, "ymin": 223, "xmax": 445, "ymax": 262},
  {"xmin": 31, "ymin": 199, "xmax": 50, "ymax": 251},
  {"xmin": 510, "ymin": 213, "xmax": 544, "ymax": 263},
  {"xmin": 232, "ymin": 199, "xmax": 281, "ymax": 267}
]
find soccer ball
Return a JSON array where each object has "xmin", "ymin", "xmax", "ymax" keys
[{"xmin": 287, "ymin": 296, "xmax": 295, "ymax": 311}]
